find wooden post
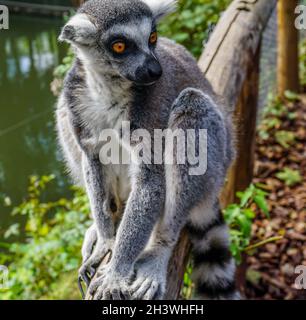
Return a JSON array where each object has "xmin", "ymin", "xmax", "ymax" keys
[
  {"xmin": 230, "ymin": 46, "xmax": 260, "ymax": 296},
  {"xmin": 220, "ymin": 46, "xmax": 260, "ymax": 209},
  {"xmin": 277, "ymin": 0, "xmax": 300, "ymax": 95}
]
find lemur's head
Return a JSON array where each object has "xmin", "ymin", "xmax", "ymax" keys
[{"xmin": 59, "ymin": 0, "xmax": 177, "ymax": 85}]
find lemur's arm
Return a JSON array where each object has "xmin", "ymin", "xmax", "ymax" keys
[
  {"xmin": 71, "ymin": 122, "xmax": 115, "ymax": 284},
  {"xmin": 110, "ymin": 164, "xmax": 165, "ymax": 274},
  {"xmin": 88, "ymin": 164, "xmax": 165, "ymax": 298},
  {"xmin": 82, "ymin": 154, "xmax": 114, "ymax": 241}
]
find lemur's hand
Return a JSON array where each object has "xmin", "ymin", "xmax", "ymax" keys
[
  {"xmin": 130, "ymin": 249, "xmax": 168, "ymax": 300},
  {"xmin": 79, "ymin": 226, "xmax": 115, "ymax": 286},
  {"xmin": 88, "ymin": 264, "xmax": 132, "ymax": 300}
]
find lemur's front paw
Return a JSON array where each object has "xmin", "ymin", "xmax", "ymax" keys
[
  {"xmin": 88, "ymin": 265, "xmax": 132, "ymax": 300},
  {"xmin": 79, "ymin": 237, "xmax": 115, "ymax": 287},
  {"xmin": 130, "ymin": 251, "xmax": 167, "ymax": 300}
]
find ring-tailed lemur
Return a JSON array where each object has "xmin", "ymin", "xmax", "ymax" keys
[{"xmin": 56, "ymin": 0, "xmax": 239, "ymax": 300}]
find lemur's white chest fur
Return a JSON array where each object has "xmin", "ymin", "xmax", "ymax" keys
[
  {"xmin": 80, "ymin": 64, "xmax": 133, "ymax": 203},
  {"xmin": 81, "ymin": 64, "xmax": 132, "ymax": 135}
]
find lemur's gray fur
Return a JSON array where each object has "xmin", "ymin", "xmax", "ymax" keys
[{"xmin": 56, "ymin": 0, "xmax": 239, "ymax": 300}]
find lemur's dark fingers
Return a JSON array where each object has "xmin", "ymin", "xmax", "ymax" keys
[
  {"xmin": 152, "ymin": 287, "xmax": 164, "ymax": 300},
  {"xmin": 93, "ymin": 287, "xmax": 105, "ymax": 300},
  {"xmin": 121, "ymin": 289, "xmax": 131, "ymax": 300},
  {"xmin": 88, "ymin": 278, "xmax": 102, "ymax": 295},
  {"xmin": 143, "ymin": 281, "xmax": 159, "ymax": 300},
  {"xmin": 88, "ymin": 266, "xmax": 96, "ymax": 279},
  {"xmin": 110, "ymin": 289, "xmax": 121, "ymax": 300},
  {"xmin": 79, "ymin": 267, "xmax": 92, "ymax": 287},
  {"xmin": 78, "ymin": 276, "xmax": 86, "ymax": 300}
]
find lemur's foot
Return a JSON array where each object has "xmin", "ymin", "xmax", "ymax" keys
[
  {"xmin": 130, "ymin": 250, "xmax": 167, "ymax": 300},
  {"xmin": 79, "ymin": 236, "xmax": 115, "ymax": 287},
  {"xmin": 88, "ymin": 265, "xmax": 132, "ymax": 300}
]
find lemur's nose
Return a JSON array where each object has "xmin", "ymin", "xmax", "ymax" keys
[
  {"xmin": 147, "ymin": 58, "xmax": 163, "ymax": 81},
  {"xmin": 134, "ymin": 56, "xmax": 162, "ymax": 84}
]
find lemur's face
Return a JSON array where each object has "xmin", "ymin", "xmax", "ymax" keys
[
  {"xmin": 99, "ymin": 17, "xmax": 162, "ymax": 85},
  {"xmin": 59, "ymin": 0, "xmax": 177, "ymax": 85}
]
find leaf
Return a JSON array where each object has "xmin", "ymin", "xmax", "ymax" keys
[
  {"xmin": 4, "ymin": 196, "xmax": 12, "ymax": 207},
  {"xmin": 4, "ymin": 223, "xmax": 20, "ymax": 239},
  {"xmin": 276, "ymin": 168, "xmax": 302, "ymax": 187},
  {"xmin": 242, "ymin": 208, "xmax": 256, "ymax": 219},
  {"xmin": 237, "ymin": 215, "xmax": 252, "ymax": 237},
  {"xmin": 284, "ymin": 90, "xmax": 300, "ymax": 101},
  {"xmin": 254, "ymin": 195, "xmax": 269, "ymax": 218},
  {"xmin": 237, "ymin": 185, "xmax": 254, "ymax": 207},
  {"xmin": 39, "ymin": 224, "xmax": 49, "ymax": 237},
  {"xmin": 246, "ymin": 269, "xmax": 261, "ymax": 285},
  {"xmin": 223, "ymin": 204, "xmax": 241, "ymax": 225},
  {"xmin": 275, "ymin": 131, "xmax": 295, "ymax": 148}
]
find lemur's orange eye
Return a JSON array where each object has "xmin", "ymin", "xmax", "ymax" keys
[
  {"xmin": 112, "ymin": 42, "xmax": 126, "ymax": 54},
  {"xmin": 149, "ymin": 32, "xmax": 158, "ymax": 44}
]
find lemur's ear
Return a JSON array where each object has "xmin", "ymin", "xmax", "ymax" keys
[
  {"xmin": 142, "ymin": 0, "xmax": 177, "ymax": 21},
  {"xmin": 59, "ymin": 14, "xmax": 97, "ymax": 45}
]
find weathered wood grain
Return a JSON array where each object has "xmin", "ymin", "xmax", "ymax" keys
[{"xmin": 277, "ymin": 0, "xmax": 300, "ymax": 95}]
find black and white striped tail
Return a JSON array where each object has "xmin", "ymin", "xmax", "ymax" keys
[{"xmin": 187, "ymin": 205, "xmax": 240, "ymax": 300}]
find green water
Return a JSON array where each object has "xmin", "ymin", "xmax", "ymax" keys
[{"xmin": 0, "ymin": 15, "xmax": 70, "ymax": 237}]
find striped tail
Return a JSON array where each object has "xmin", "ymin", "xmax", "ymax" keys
[{"xmin": 187, "ymin": 201, "xmax": 240, "ymax": 300}]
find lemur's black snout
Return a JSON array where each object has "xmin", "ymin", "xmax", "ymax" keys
[
  {"xmin": 134, "ymin": 56, "xmax": 162, "ymax": 85},
  {"xmin": 147, "ymin": 58, "xmax": 163, "ymax": 80}
]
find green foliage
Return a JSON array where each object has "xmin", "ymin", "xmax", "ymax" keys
[
  {"xmin": 53, "ymin": 50, "xmax": 74, "ymax": 79},
  {"xmin": 181, "ymin": 261, "xmax": 194, "ymax": 299},
  {"xmin": 223, "ymin": 184, "xmax": 269, "ymax": 264},
  {"xmin": 284, "ymin": 90, "xmax": 300, "ymax": 102},
  {"xmin": 0, "ymin": 175, "xmax": 90, "ymax": 300},
  {"xmin": 276, "ymin": 168, "xmax": 302, "ymax": 187},
  {"xmin": 258, "ymin": 95, "xmax": 286, "ymax": 140},
  {"xmin": 159, "ymin": 0, "xmax": 232, "ymax": 57},
  {"xmin": 258, "ymin": 94, "xmax": 297, "ymax": 143},
  {"xmin": 274, "ymin": 130, "xmax": 296, "ymax": 149}
]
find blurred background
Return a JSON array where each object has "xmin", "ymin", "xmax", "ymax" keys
[{"xmin": 0, "ymin": 0, "xmax": 305, "ymax": 300}]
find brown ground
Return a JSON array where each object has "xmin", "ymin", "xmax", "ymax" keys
[{"xmin": 245, "ymin": 95, "xmax": 306, "ymax": 300}]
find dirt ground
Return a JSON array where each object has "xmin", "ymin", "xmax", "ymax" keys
[{"xmin": 245, "ymin": 95, "xmax": 306, "ymax": 300}]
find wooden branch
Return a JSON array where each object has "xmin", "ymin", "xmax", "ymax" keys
[
  {"xmin": 85, "ymin": 0, "xmax": 277, "ymax": 300},
  {"xmin": 199, "ymin": 0, "xmax": 277, "ymax": 111},
  {"xmin": 277, "ymin": 0, "xmax": 300, "ymax": 95}
]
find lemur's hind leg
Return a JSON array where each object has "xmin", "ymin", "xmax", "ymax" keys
[{"xmin": 130, "ymin": 88, "xmax": 238, "ymax": 300}]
